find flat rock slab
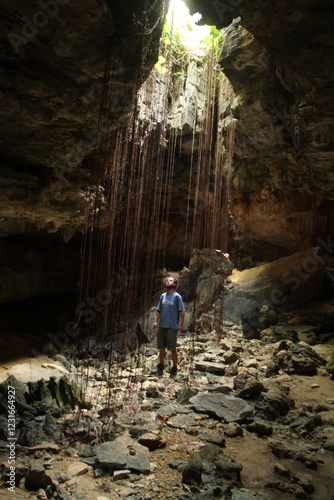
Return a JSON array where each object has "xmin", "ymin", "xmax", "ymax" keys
[
  {"xmin": 167, "ymin": 413, "xmax": 200, "ymax": 429},
  {"xmin": 137, "ymin": 432, "xmax": 166, "ymax": 450},
  {"xmin": 26, "ymin": 443, "xmax": 61, "ymax": 453},
  {"xmin": 6, "ymin": 362, "xmax": 69, "ymax": 383},
  {"xmin": 195, "ymin": 361, "xmax": 226, "ymax": 374},
  {"xmin": 67, "ymin": 462, "xmax": 89, "ymax": 477},
  {"xmin": 95, "ymin": 436, "xmax": 150, "ymax": 474},
  {"xmin": 190, "ymin": 393, "xmax": 253, "ymax": 422}
]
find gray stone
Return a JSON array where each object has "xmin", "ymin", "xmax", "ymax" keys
[
  {"xmin": 145, "ymin": 385, "xmax": 160, "ymax": 398},
  {"xmin": 95, "ymin": 436, "xmax": 150, "ymax": 474},
  {"xmin": 260, "ymin": 381, "xmax": 295, "ymax": 419},
  {"xmin": 190, "ymin": 393, "xmax": 253, "ymax": 422},
  {"xmin": 78, "ymin": 444, "xmax": 94, "ymax": 457},
  {"xmin": 246, "ymin": 420, "xmax": 273, "ymax": 436},
  {"xmin": 223, "ymin": 350, "xmax": 239, "ymax": 364},
  {"xmin": 195, "ymin": 361, "xmax": 226, "ymax": 374},
  {"xmin": 67, "ymin": 462, "xmax": 89, "ymax": 477},
  {"xmin": 269, "ymin": 441, "xmax": 318, "ymax": 469},
  {"xmin": 230, "ymin": 488, "xmax": 267, "ymax": 499},
  {"xmin": 243, "ymin": 359, "xmax": 259, "ymax": 369},
  {"xmin": 290, "ymin": 343, "xmax": 326, "ymax": 375},
  {"xmin": 137, "ymin": 432, "xmax": 166, "ymax": 450},
  {"xmin": 0, "ymin": 375, "xmax": 33, "ymax": 414},
  {"xmin": 207, "ymin": 383, "xmax": 233, "ymax": 394},
  {"xmin": 224, "ymin": 422, "xmax": 243, "ymax": 438},
  {"xmin": 176, "ymin": 387, "xmax": 198, "ymax": 404},
  {"xmin": 235, "ymin": 376, "xmax": 265, "ymax": 399},
  {"xmin": 199, "ymin": 431, "xmax": 226, "ymax": 447},
  {"xmin": 181, "ymin": 457, "xmax": 203, "ymax": 485},
  {"xmin": 274, "ymin": 341, "xmax": 326, "ymax": 376},
  {"xmin": 169, "ymin": 460, "xmax": 187, "ymax": 470},
  {"xmin": 167, "ymin": 413, "xmax": 200, "ymax": 429},
  {"xmin": 156, "ymin": 404, "xmax": 177, "ymax": 417},
  {"xmin": 323, "ymin": 438, "xmax": 334, "ymax": 451},
  {"xmin": 215, "ymin": 456, "xmax": 242, "ymax": 480},
  {"xmin": 112, "ymin": 469, "xmax": 131, "ymax": 480}
]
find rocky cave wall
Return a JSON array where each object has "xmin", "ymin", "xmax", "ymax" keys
[
  {"xmin": 186, "ymin": 0, "xmax": 334, "ymax": 262},
  {"xmin": 0, "ymin": 0, "xmax": 166, "ymax": 237},
  {"xmin": 0, "ymin": 0, "xmax": 167, "ymax": 337}
]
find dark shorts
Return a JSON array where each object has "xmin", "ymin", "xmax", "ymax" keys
[{"xmin": 157, "ymin": 328, "xmax": 177, "ymax": 350}]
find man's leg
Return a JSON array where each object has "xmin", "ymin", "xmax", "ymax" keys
[
  {"xmin": 159, "ymin": 348, "xmax": 166, "ymax": 365},
  {"xmin": 152, "ymin": 329, "xmax": 166, "ymax": 375},
  {"xmin": 170, "ymin": 349, "xmax": 178, "ymax": 377},
  {"xmin": 171, "ymin": 349, "xmax": 177, "ymax": 367}
]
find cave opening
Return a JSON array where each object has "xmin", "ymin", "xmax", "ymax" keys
[{"xmin": 72, "ymin": 0, "xmax": 234, "ymax": 374}]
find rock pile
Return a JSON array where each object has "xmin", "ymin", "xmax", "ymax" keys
[{"xmin": 0, "ymin": 315, "xmax": 333, "ymax": 499}]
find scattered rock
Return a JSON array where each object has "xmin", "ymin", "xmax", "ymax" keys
[
  {"xmin": 190, "ymin": 393, "xmax": 253, "ymax": 422},
  {"xmin": 177, "ymin": 387, "xmax": 198, "ymax": 404},
  {"xmin": 323, "ymin": 438, "xmax": 334, "ymax": 451},
  {"xmin": 26, "ymin": 443, "xmax": 61, "ymax": 454},
  {"xmin": 199, "ymin": 431, "xmax": 226, "ymax": 446},
  {"xmin": 246, "ymin": 420, "xmax": 273, "ymax": 436},
  {"xmin": 195, "ymin": 361, "xmax": 226, "ymax": 374},
  {"xmin": 112, "ymin": 469, "xmax": 131, "ymax": 480},
  {"xmin": 224, "ymin": 422, "xmax": 244, "ymax": 438},
  {"xmin": 257, "ymin": 380, "xmax": 295, "ymax": 419},
  {"xmin": 215, "ymin": 456, "xmax": 243, "ymax": 480},
  {"xmin": 137, "ymin": 432, "xmax": 166, "ymax": 450},
  {"xmin": 274, "ymin": 342, "xmax": 326, "ymax": 375},
  {"xmin": 234, "ymin": 375, "xmax": 265, "ymax": 399},
  {"xmin": 67, "ymin": 462, "xmax": 89, "ymax": 477},
  {"xmin": 25, "ymin": 466, "xmax": 53, "ymax": 491},
  {"xmin": 1, "ymin": 279, "xmax": 332, "ymax": 500},
  {"xmin": 167, "ymin": 413, "xmax": 200, "ymax": 429},
  {"xmin": 95, "ymin": 436, "xmax": 150, "ymax": 474}
]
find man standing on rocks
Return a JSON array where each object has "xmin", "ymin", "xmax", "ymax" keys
[{"xmin": 153, "ymin": 276, "xmax": 185, "ymax": 378}]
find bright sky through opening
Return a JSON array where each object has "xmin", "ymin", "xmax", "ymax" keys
[{"xmin": 167, "ymin": 0, "xmax": 211, "ymax": 53}]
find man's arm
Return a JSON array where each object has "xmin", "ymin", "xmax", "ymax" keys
[
  {"xmin": 153, "ymin": 311, "xmax": 160, "ymax": 330},
  {"xmin": 179, "ymin": 310, "xmax": 185, "ymax": 332}
]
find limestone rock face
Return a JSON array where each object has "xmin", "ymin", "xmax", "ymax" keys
[
  {"xmin": 223, "ymin": 247, "xmax": 328, "ymax": 324},
  {"xmin": 0, "ymin": 0, "xmax": 167, "ymax": 310},
  {"xmin": 0, "ymin": 0, "xmax": 166, "ymax": 236},
  {"xmin": 186, "ymin": 0, "xmax": 334, "ymax": 260}
]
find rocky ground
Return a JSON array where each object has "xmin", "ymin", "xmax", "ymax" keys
[{"xmin": 0, "ymin": 311, "xmax": 334, "ymax": 500}]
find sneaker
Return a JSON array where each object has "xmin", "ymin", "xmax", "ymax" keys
[
  {"xmin": 151, "ymin": 363, "xmax": 164, "ymax": 376},
  {"xmin": 170, "ymin": 366, "xmax": 178, "ymax": 378}
]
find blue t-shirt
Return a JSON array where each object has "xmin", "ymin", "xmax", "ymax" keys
[{"xmin": 157, "ymin": 292, "xmax": 185, "ymax": 329}]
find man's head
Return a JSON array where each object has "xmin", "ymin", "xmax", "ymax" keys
[{"xmin": 165, "ymin": 276, "xmax": 177, "ymax": 290}]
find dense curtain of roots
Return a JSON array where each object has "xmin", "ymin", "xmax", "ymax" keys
[{"xmin": 73, "ymin": 2, "xmax": 236, "ymax": 414}]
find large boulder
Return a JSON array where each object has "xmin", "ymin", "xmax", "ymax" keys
[
  {"xmin": 178, "ymin": 248, "xmax": 233, "ymax": 317},
  {"xmin": 223, "ymin": 247, "xmax": 327, "ymax": 326}
]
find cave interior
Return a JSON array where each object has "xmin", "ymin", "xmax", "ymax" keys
[{"xmin": 0, "ymin": 0, "xmax": 334, "ymax": 359}]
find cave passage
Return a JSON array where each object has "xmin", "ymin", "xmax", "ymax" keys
[{"xmin": 74, "ymin": 0, "xmax": 235, "ymax": 373}]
